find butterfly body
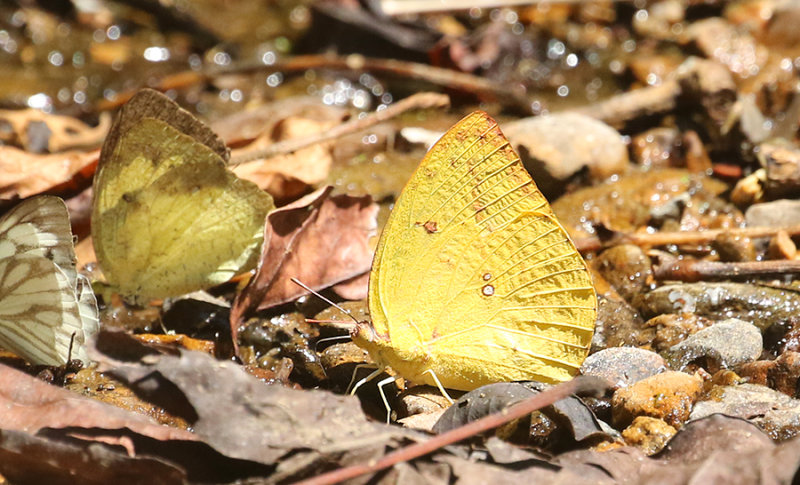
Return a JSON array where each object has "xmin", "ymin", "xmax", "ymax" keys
[{"xmin": 353, "ymin": 112, "xmax": 596, "ymax": 392}]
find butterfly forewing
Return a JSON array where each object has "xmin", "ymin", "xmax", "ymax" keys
[
  {"xmin": 367, "ymin": 112, "xmax": 597, "ymax": 390},
  {"xmin": 0, "ymin": 196, "xmax": 77, "ymax": 282}
]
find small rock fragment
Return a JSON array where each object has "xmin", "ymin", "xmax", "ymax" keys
[
  {"xmin": 592, "ymin": 296, "xmax": 652, "ymax": 351},
  {"xmin": 768, "ymin": 230, "xmax": 796, "ymax": 260},
  {"xmin": 674, "ymin": 57, "xmax": 737, "ymax": 137},
  {"xmin": 690, "ymin": 383, "xmax": 800, "ymax": 441},
  {"xmin": 737, "ymin": 360, "xmax": 773, "ymax": 386},
  {"xmin": 397, "ymin": 385, "xmax": 453, "ymax": 431},
  {"xmin": 503, "ymin": 113, "xmax": 629, "ymax": 195},
  {"xmin": 761, "ymin": 140, "xmax": 800, "ymax": 199},
  {"xmin": 778, "ymin": 321, "xmax": 800, "ymax": 354},
  {"xmin": 319, "ymin": 342, "xmax": 371, "ymax": 390},
  {"xmin": 636, "ymin": 283, "xmax": 800, "ymax": 332},
  {"xmin": 745, "ymin": 199, "xmax": 800, "ymax": 228},
  {"xmin": 658, "ymin": 414, "xmax": 774, "ymax": 463},
  {"xmin": 683, "ymin": 130, "xmax": 712, "ymax": 174},
  {"xmin": 663, "ymin": 319, "xmax": 762, "ymax": 372},
  {"xmin": 731, "ymin": 169, "xmax": 765, "ymax": 207},
  {"xmin": 612, "ymin": 371, "xmax": 704, "ymax": 428},
  {"xmin": 644, "ymin": 313, "xmax": 712, "ymax": 352},
  {"xmin": 593, "ymin": 245, "xmax": 653, "ymax": 302},
  {"xmin": 397, "ymin": 409, "xmax": 447, "ymax": 432},
  {"xmin": 621, "ymin": 416, "xmax": 677, "ymax": 455},
  {"xmin": 686, "ymin": 18, "xmax": 768, "ymax": 81},
  {"xmin": 712, "ymin": 232, "xmax": 756, "ymax": 262},
  {"xmin": 552, "ymin": 169, "xmax": 728, "ymax": 239},
  {"xmin": 633, "ymin": 0, "xmax": 684, "ymax": 40},
  {"xmin": 767, "ymin": 351, "xmax": 800, "ymax": 397},
  {"xmin": 581, "ymin": 347, "xmax": 667, "ymax": 390},
  {"xmin": 630, "ymin": 127, "xmax": 681, "ymax": 169}
]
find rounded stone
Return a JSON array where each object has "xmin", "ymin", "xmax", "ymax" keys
[{"xmin": 612, "ymin": 371, "xmax": 704, "ymax": 428}]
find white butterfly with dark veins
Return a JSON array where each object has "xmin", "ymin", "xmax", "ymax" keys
[{"xmin": 0, "ymin": 196, "xmax": 99, "ymax": 365}]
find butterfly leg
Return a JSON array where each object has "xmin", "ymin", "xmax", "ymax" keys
[
  {"xmin": 421, "ymin": 369, "xmax": 454, "ymax": 404},
  {"xmin": 349, "ymin": 366, "xmax": 384, "ymax": 395},
  {"xmin": 376, "ymin": 375, "xmax": 400, "ymax": 424}
]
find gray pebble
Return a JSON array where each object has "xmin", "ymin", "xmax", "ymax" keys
[
  {"xmin": 581, "ymin": 347, "xmax": 668, "ymax": 390},
  {"xmin": 663, "ymin": 318, "xmax": 762, "ymax": 371},
  {"xmin": 745, "ymin": 199, "xmax": 800, "ymax": 228}
]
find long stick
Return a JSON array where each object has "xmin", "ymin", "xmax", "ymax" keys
[
  {"xmin": 573, "ymin": 225, "xmax": 800, "ymax": 253},
  {"xmin": 230, "ymin": 92, "xmax": 450, "ymax": 165},
  {"xmin": 293, "ymin": 377, "xmax": 605, "ymax": 485}
]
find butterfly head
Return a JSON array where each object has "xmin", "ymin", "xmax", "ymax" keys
[
  {"xmin": 350, "ymin": 320, "xmax": 377, "ymax": 345},
  {"xmin": 350, "ymin": 320, "xmax": 390, "ymax": 363}
]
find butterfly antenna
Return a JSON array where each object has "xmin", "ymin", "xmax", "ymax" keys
[
  {"xmin": 290, "ymin": 277, "xmax": 360, "ymax": 325},
  {"xmin": 313, "ymin": 334, "xmax": 352, "ymax": 350},
  {"xmin": 67, "ymin": 331, "xmax": 77, "ymax": 363}
]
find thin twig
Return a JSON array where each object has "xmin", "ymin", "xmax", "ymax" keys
[
  {"xmin": 210, "ymin": 54, "xmax": 528, "ymax": 110},
  {"xmin": 97, "ymin": 54, "xmax": 527, "ymax": 112},
  {"xmin": 230, "ymin": 92, "xmax": 450, "ymax": 165},
  {"xmin": 653, "ymin": 257, "xmax": 800, "ymax": 282},
  {"xmin": 292, "ymin": 377, "xmax": 606, "ymax": 485},
  {"xmin": 567, "ymin": 80, "xmax": 680, "ymax": 126},
  {"xmin": 380, "ymin": 0, "xmax": 631, "ymax": 15},
  {"xmin": 573, "ymin": 224, "xmax": 800, "ymax": 254}
]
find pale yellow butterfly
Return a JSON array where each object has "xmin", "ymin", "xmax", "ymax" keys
[{"xmin": 92, "ymin": 89, "xmax": 275, "ymax": 304}]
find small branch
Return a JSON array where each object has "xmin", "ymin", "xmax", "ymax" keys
[
  {"xmin": 230, "ymin": 92, "xmax": 450, "ymax": 165},
  {"xmin": 567, "ymin": 80, "xmax": 680, "ymax": 126},
  {"xmin": 573, "ymin": 224, "xmax": 800, "ymax": 254},
  {"xmin": 380, "ymin": 0, "xmax": 630, "ymax": 15},
  {"xmin": 211, "ymin": 54, "xmax": 528, "ymax": 111},
  {"xmin": 96, "ymin": 54, "xmax": 528, "ymax": 113},
  {"xmin": 293, "ymin": 377, "xmax": 607, "ymax": 485},
  {"xmin": 653, "ymin": 257, "xmax": 800, "ymax": 282}
]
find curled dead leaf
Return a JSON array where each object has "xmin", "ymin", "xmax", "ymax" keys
[{"xmin": 231, "ymin": 186, "xmax": 377, "ymax": 331}]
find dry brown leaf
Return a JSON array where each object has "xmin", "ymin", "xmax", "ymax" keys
[
  {"xmin": 0, "ymin": 146, "xmax": 98, "ymax": 200},
  {"xmin": 0, "ymin": 362, "xmax": 195, "ymax": 442},
  {"xmin": 211, "ymin": 97, "xmax": 345, "ymax": 147},
  {"xmin": 106, "ymin": 349, "xmax": 398, "ymax": 471},
  {"xmin": 132, "ymin": 334, "xmax": 216, "ymax": 354},
  {"xmin": 0, "ymin": 429, "xmax": 187, "ymax": 485},
  {"xmin": 218, "ymin": 100, "xmax": 346, "ymax": 202},
  {"xmin": 65, "ymin": 186, "xmax": 93, "ymax": 239},
  {"xmin": 74, "ymin": 235, "xmax": 97, "ymax": 271},
  {"xmin": 332, "ymin": 271, "xmax": 371, "ymax": 300},
  {"xmin": 0, "ymin": 109, "xmax": 110, "ymax": 153},
  {"xmin": 231, "ymin": 116, "xmax": 339, "ymax": 201},
  {"xmin": 231, "ymin": 186, "xmax": 377, "ymax": 328}
]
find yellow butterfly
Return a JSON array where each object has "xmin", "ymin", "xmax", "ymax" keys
[
  {"xmin": 92, "ymin": 90, "xmax": 275, "ymax": 304},
  {"xmin": 0, "ymin": 196, "xmax": 99, "ymax": 365},
  {"xmin": 352, "ymin": 111, "xmax": 597, "ymax": 395}
]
